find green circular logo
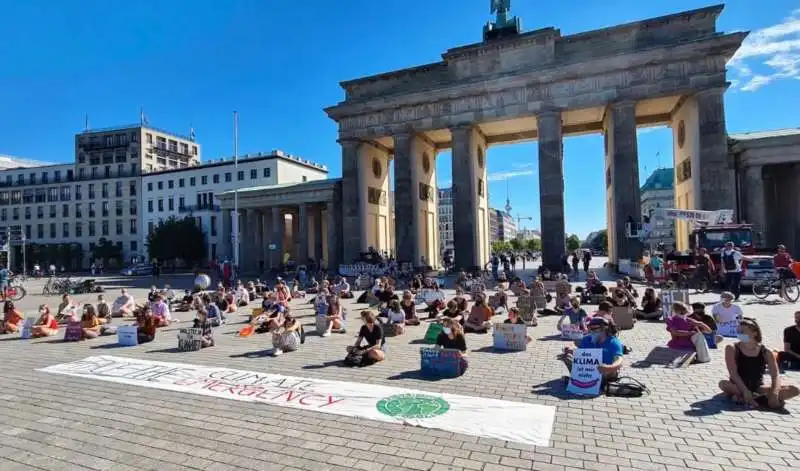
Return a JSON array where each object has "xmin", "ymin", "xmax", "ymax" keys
[{"xmin": 376, "ymin": 393, "xmax": 450, "ymax": 419}]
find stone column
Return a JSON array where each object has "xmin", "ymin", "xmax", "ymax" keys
[
  {"xmin": 222, "ymin": 209, "xmax": 232, "ymax": 262},
  {"xmin": 270, "ymin": 207, "xmax": 282, "ymax": 269},
  {"xmin": 298, "ymin": 204, "xmax": 309, "ymax": 264},
  {"xmin": 393, "ymin": 132, "xmax": 417, "ymax": 265},
  {"xmin": 450, "ymin": 125, "xmax": 479, "ymax": 271},
  {"xmin": 255, "ymin": 209, "xmax": 264, "ymax": 273},
  {"xmin": 696, "ymin": 87, "xmax": 735, "ymax": 210},
  {"xmin": 608, "ymin": 101, "xmax": 642, "ymax": 263},
  {"xmin": 340, "ymin": 139, "xmax": 362, "ymax": 263},
  {"xmin": 261, "ymin": 211, "xmax": 269, "ymax": 274},
  {"xmin": 326, "ymin": 200, "xmax": 341, "ymax": 272},
  {"xmin": 314, "ymin": 206, "xmax": 324, "ymax": 263},
  {"xmin": 239, "ymin": 209, "xmax": 250, "ymax": 272},
  {"xmin": 537, "ymin": 110, "xmax": 566, "ymax": 270},
  {"xmin": 743, "ymin": 165, "xmax": 766, "ymax": 237}
]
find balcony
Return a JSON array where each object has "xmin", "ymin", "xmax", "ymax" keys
[
  {"xmin": 178, "ymin": 204, "xmax": 220, "ymax": 213},
  {"xmin": 79, "ymin": 140, "xmax": 129, "ymax": 151},
  {"xmin": 150, "ymin": 145, "xmax": 193, "ymax": 161}
]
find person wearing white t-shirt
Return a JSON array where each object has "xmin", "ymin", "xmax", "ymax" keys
[
  {"xmin": 712, "ymin": 291, "xmax": 743, "ymax": 333},
  {"xmin": 721, "ymin": 242, "xmax": 745, "ymax": 301}
]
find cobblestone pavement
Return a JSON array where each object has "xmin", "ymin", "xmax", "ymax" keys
[{"xmin": 1, "ymin": 268, "xmax": 799, "ymax": 471}]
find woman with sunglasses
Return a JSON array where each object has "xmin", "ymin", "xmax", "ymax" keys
[{"xmin": 719, "ymin": 317, "xmax": 799, "ymax": 409}]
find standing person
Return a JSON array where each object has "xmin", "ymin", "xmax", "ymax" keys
[
  {"xmin": 509, "ymin": 253, "xmax": 516, "ymax": 274},
  {"xmin": 582, "ymin": 249, "xmax": 592, "ymax": 274},
  {"xmin": 571, "ymin": 251, "xmax": 579, "ymax": 279},
  {"xmin": 693, "ymin": 248, "xmax": 715, "ymax": 291},
  {"xmin": 490, "ymin": 254, "xmax": 499, "ymax": 280},
  {"xmin": 721, "ymin": 242, "xmax": 744, "ymax": 301},
  {"xmin": 773, "ymin": 244, "xmax": 795, "ymax": 301},
  {"xmin": 0, "ymin": 265, "xmax": 9, "ymax": 301}
]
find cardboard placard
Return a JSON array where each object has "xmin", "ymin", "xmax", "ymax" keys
[
  {"xmin": 117, "ymin": 326, "xmax": 138, "ymax": 346},
  {"xmin": 63, "ymin": 321, "xmax": 83, "ymax": 342},
  {"xmin": 661, "ymin": 289, "xmax": 690, "ymax": 320},
  {"xmin": 423, "ymin": 323, "xmax": 444, "ymax": 344},
  {"xmin": 492, "ymin": 323, "xmax": 527, "ymax": 351},
  {"xmin": 566, "ymin": 348, "xmax": 603, "ymax": 396},
  {"xmin": 20, "ymin": 317, "xmax": 36, "ymax": 339},
  {"xmin": 416, "ymin": 289, "xmax": 445, "ymax": 305},
  {"xmin": 516, "ymin": 295, "xmax": 536, "ymax": 324},
  {"xmin": 611, "ymin": 307, "xmax": 635, "ymax": 330},
  {"xmin": 420, "ymin": 347, "xmax": 463, "ymax": 378},
  {"xmin": 560, "ymin": 323, "xmax": 584, "ymax": 341},
  {"xmin": 178, "ymin": 328, "xmax": 203, "ymax": 351},
  {"xmin": 718, "ymin": 319, "xmax": 740, "ymax": 338}
]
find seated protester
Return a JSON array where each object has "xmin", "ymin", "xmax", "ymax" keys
[
  {"xmin": 80, "ymin": 305, "xmax": 102, "ymax": 340},
  {"xmin": 411, "ymin": 275, "xmax": 423, "ymax": 292},
  {"xmin": 385, "ymin": 299, "xmax": 406, "ymax": 336},
  {"xmin": 689, "ymin": 302, "xmax": 722, "ymax": 346},
  {"xmin": 31, "ymin": 305, "xmax": 59, "ymax": 337},
  {"xmin": 256, "ymin": 299, "xmax": 285, "ymax": 334},
  {"xmin": 496, "ymin": 272, "xmax": 509, "ymax": 291},
  {"xmin": 778, "ymin": 310, "xmax": 800, "ymax": 370},
  {"xmin": 56, "ymin": 294, "xmax": 79, "ymax": 323},
  {"xmin": 557, "ymin": 297, "xmax": 589, "ymax": 333},
  {"xmin": 305, "ymin": 277, "xmax": 320, "ymax": 294},
  {"xmin": 456, "ymin": 270, "xmax": 468, "ymax": 290},
  {"xmin": 451, "ymin": 288, "xmax": 469, "ymax": 313},
  {"xmin": 290, "ymin": 279, "xmax": 305, "ymax": 299},
  {"xmin": 555, "ymin": 274, "xmax": 572, "ymax": 298},
  {"xmin": 335, "ymin": 277, "xmax": 353, "ymax": 298},
  {"xmin": 504, "ymin": 307, "xmax": 532, "ymax": 344},
  {"xmin": 585, "ymin": 271, "xmax": 607, "ymax": 295},
  {"xmin": 464, "ymin": 295, "xmax": 493, "ymax": 333},
  {"xmin": 510, "ymin": 277, "xmax": 530, "ymax": 296},
  {"xmin": 439, "ymin": 300, "xmax": 465, "ymax": 325},
  {"xmin": 609, "ymin": 287, "xmax": 632, "ymax": 308},
  {"xmin": 719, "ymin": 317, "xmax": 799, "ymax": 408},
  {"xmin": 96, "ymin": 295, "xmax": 112, "ymax": 323},
  {"xmin": 191, "ymin": 308, "xmax": 215, "ymax": 349},
  {"xmin": 313, "ymin": 290, "xmax": 330, "ymax": 317},
  {"xmin": 489, "ymin": 290, "xmax": 509, "ymax": 314},
  {"xmin": 163, "ymin": 284, "xmax": 176, "ymax": 304},
  {"xmin": 423, "ymin": 286, "xmax": 446, "ymax": 319},
  {"xmin": 435, "ymin": 318, "xmax": 469, "ymax": 374},
  {"xmin": 147, "ymin": 286, "xmax": 160, "ymax": 303},
  {"xmin": 235, "ymin": 281, "xmax": 251, "ymax": 306},
  {"xmin": 111, "ymin": 288, "xmax": 135, "ymax": 318},
  {"xmin": 224, "ymin": 291, "xmax": 237, "ymax": 313},
  {"xmin": 321, "ymin": 296, "xmax": 345, "ymax": 336},
  {"xmin": 399, "ymin": 291, "xmax": 421, "ymax": 326},
  {"xmin": 636, "ymin": 288, "xmax": 662, "ymax": 320},
  {"xmin": 246, "ymin": 281, "xmax": 257, "ymax": 301},
  {"xmin": 666, "ymin": 302, "xmax": 711, "ymax": 363},
  {"xmin": 1, "ymin": 301, "xmax": 24, "ymax": 334},
  {"xmin": 134, "ymin": 306, "xmax": 157, "ymax": 344},
  {"xmin": 621, "ymin": 276, "xmax": 639, "ymax": 298},
  {"xmin": 592, "ymin": 301, "xmax": 633, "ymax": 355},
  {"xmin": 272, "ymin": 312, "xmax": 303, "ymax": 355},
  {"xmin": 561, "ymin": 317, "xmax": 624, "ymax": 385},
  {"xmin": 711, "ymin": 291, "xmax": 743, "ymax": 326},
  {"xmin": 203, "ymin": 294, "xmax": 225, "ymax": 326},
  {"xmin": 530, "ymin": 278, "xmax": 551, "ymax": 304},
  {"xmin": 345, "ymin": 310, "xmax": 386, "ymax": 366},
  {"xmin": 151, "ymin": 294, "xmax": 172, "ymax": 327}
]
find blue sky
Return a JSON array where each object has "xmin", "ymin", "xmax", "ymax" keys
[{"xmin": 1, "ymin": 0, "xmax": 798, "ymax": 238}]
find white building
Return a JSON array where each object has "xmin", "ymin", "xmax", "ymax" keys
[
  {"xmin": 142, "ymin": 150, "xmax": 328, "ymax": 261},
  {"xmin": 640, "ymin": 168, "xmax": 676, "ymax": 250},
  {"xmin": 489, "ymin": 208, "xmax": 517, "ymax": 243},
  {"xmin": 437, "ymin": 187, "xmax": 454, "ymax": 259},
  {"xmin": 517, "ymin": 228, "xmax": 541, "ymax": 240}
]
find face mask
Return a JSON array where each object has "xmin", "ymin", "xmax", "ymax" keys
[
  {"xmin": 589, "ymin": 332, "xmax": 602, "ymax": 343},
  {"xmin": 737, "ymin": 333, "xmax": 751, "ymax": 343},
  {"xmin": 442, "ymin": 327, "xmax": 452, "ymax": 335}
]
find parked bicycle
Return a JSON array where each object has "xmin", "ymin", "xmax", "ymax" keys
[
  {"xmin": 3, "ymin": 277, "xmax": 26, "ymax": 301},
  {"xmin": 752, "ymin": 272, "xmax": 800, "ymax": 303}
]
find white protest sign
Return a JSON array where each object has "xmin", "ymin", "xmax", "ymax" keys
[
  {"xmin": 566, "ymin": 348, "xmax": 603, "ymax": 396},
  {"xmin": 718, "ymin": 319, "xmax": 740, "ymax": 338},
  {"xmin": 560, "ymin": 323, "xmax": 584, "ymax": 341},
  {"xmin": 39, "ymin": 355, "xmax": 556, "ymax": 447},
  {"xmin": 20, "ymin": 317, "xmax": 36, "ymax": 339},
  {"xmin": 178, "ymin": 328, "xmax": 203, "ymax": 351},
  {"xmin": 117, "ymin": 326, "xmax": 138, "ymax": 346},
  {"xmin": 661, "ymin": 289, "xmax": 690, "ymax": 320},
  {"xmin": 492, "ymin": 323, "xmax": 527, "ymax": 351}
]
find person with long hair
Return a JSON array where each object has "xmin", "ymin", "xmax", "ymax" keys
[
  {"xmin": 386, "ymin": 299, "xmax": 406, "ymax": 336},
  {"xmin": 346, "ymin": 310, "xmax": 385, "ymax": 366},
  {"xmin": 1, "ymin": 300, "xmax": 24, "ymax": 334},
  {"xmin": 435, "ymin": 317, "xmax": 469, "ymax": 375},
  {"xmin": 465, "ymin": 294, "xmax": 493, "ymax": 333},
  {"xmin": 80, "ymin": 304, "xmax": 101, "ymax": 339},
  {"xmin": 272, "ymin": 312, "xmax": 303, "ymax": 355},
  {"xmin": 666, "ymin": 301, "xmax": 711, "ymax": 363},
  {"xmin": 636, "ymin": 287, "xmax": 662, "ymax": 320},
  {"xmin": 134, "ymin": 305, "xmax": 157, "ymax": 344},
  {"xmin": 561, "ymin": 316, "xmax": 624, "ymax": 384},
  {"xmin": 31, "ymin": 305, "xmax": 58, "ymax": 337},
  {"xmin": 320, "ymin": 295, "xmax": 344, "ymax": 336},
  {"xmin": 399, "ymin": 291, "xmax": 420, "ymax": 326},
  {"xmin": 719, "ymin": 317, "xmax": 799, "ymax": 409}
]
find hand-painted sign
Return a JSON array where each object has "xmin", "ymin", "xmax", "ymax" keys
[
  {"xmin": 63, "ymin": 321, "xmax": 83, "ymax": 342},
  {"xmin": 420, "ymin": 347, "xmax": 463, "ymax": 378},
  {"xmin": 566, "ymin": 348, "xmax": 603, "ymax": 396},
  {"xmin": 178, "ymin": 328, "xmax": 203, "ymax": 351},
  {"xmin": 117, "ymin": 326, "xmax": 138, "ymax": 346},
  {"xmin": 492, "ymin": 323, "xmax": 527, "ymax": 351}
]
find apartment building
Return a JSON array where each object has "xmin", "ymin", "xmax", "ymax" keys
[
  {"xmin": 640, "ymin": 167, "xmax": 676, "ymax": 250},
  {"xmin": 437, "ymin": 187, "xmax": 454, "ymax": 260},
  {"xmin": 489, "ymin": 208, "xmax": 517, "ymax": 243},
  {"xmin": 142, "ymin": 150, "xmax": 327, "ymax": 262}
]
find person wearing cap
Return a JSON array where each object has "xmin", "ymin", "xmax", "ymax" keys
[
  {"xmin": 721, "ymin": 241, "xmax": 744, "ymax": 301},
  {"xmin": 773, "ymin": 244, "xmax": 795, "ymax": 301},
  {"xmin": 562, "ymin": 316, "xmax": 624, "ymax": 383}
]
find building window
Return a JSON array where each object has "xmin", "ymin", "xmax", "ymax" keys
[
  {"xmin": 147, "ymin": 182, "xmax": 153, "ymax": 191},
  {"xmin": 62, "ymin": 204, "xmax": 69, "ymax": 218},
  {"xmin": 24, "ymin": 207, "xmax": 30, "ymax": 220},
  {"xmin": 66, "ymin": 170, "xmax": 74, "ymax": 181},
  {"xmin": 75, "ymin": 222, "xmax": 82, "ymax": 237},
  {"xmin": 47, "ymin": 188, "xmax": 58, "ymax": 202},
  {"xmin": 12, "ymin": 208, "xmax": 18, "ymax": 220},
  {"xmin": 34, "ymin": 189, "xmax": 45, "ymax": 203},
  {"xmin": 168, "ymin": 180, "xmax": 174, "ymax": 189},
  {"xmin": 180, "ymin": 142, "xmax": 188, "ymax": 154},
  {"xmin": 75, "ymin": 203, "xmax": 82, "ymax": 218},
  {"xmin": 157, "ymin": 199, "xmax": 163, "ymax": 212},
  {"xmin": 49, "ymin": 223, "xmax": 56, "ymax": 238},
  {"xmin": 131, "ymin": 240, "xmax": 138, "ymax": 252},
  {"xmin": 63, "ymin": 222, "xmax": 69, "ymax": 238},
  {"xmin": 88, "ymin": 203, "xmax": 95, "ymax": 218},
  {"xmin": 60, "ymin": 186, "xmax": 71, "ymax": 201},
  {"xmin": 210, "ymin": 215, "xmax": 217, "ymax": 236},
  {"xmin": 104, "ymin": 166, "xmax": 111, "ymax": 178},
  {"xmin": 148, "ymin": 200, "xmax": 153, "ymax": 213},
  {"xmin": 129, "ymin": 200, "xmax": 137, "ymax": 215},
  {"xmin": 237, "ymin": 171, "xmax": 244, "ymax": 181},
  {"xmin": 0, "ymin": 209, "xmax": 5, "ymax": 221},
  {"xmin": 75, "ymin": 185, "xmax": 82, "ymax": 200},
  {"xmin": 88, "ymin": 184, "xmax": 95, "ymax": 199},
  {"xmin": 190, "ymin": 177, "xmax": 196, "ymax": 186},
  {"xmin": 37, "ymin": 206, "xmax": 43, "ymax": 218},
  {"xmin": 116, "ymin": 181, "xmax": 123, "ymax": 197},
  {"xmin": 29, "ymin": 173, "xmax": 36, "ymax": 185},
  {"xmin": 179, "ymin": 196, "xmax": 185, "ymax": 209},
  {"xmin": 168, "ymin": 140, "xmax": 177, "ymax": 152},
  {"xmin": 42, "ymin": 172, "xmax": 48, "ymax": 184},
  {"xmin": 91, "ymin": 167, "xmax": 97, "ymax": 178},
  {"xmin": 117, "ymin": 164, "xmax": 124, "ymax": 176},
  {"xmin": 157, "ymin": 181, "xmax": 163, "ymax": 190},
  {"xmin": 225, "ymin": 173, "xmax": 231, "ymax": 182},
  {"xmin": 302, "ymin": 176, "xmax": 308, "ymax": 182},
  {"xmin": 49, "ymin": 205, "xmax": 56, "ymax": 218},
  {"xmin": 22, "ymin": 190, "xmax": 33, "ymax": 204},
  {"xmin": 213, "ymin": 174, "xmax": 219, "ymax": 184},
  {"xmin": 130, "ymin": 219, "xmax": 137, "ymax": 234},
  {"xmin": 148, "ymin": 221, "xmax": 154, "ymax": 234},
  {"xmin": 179, "ymin": 178, "xmax": 184, "ymax": 188},
  {"xmin": 168, "ymin": 198, "xmax": 174, "ymax": 211},
  {"xmin": 37, "ymin": 224, "xmax": 43, "ymax": 239},
  {"xmin": 263, "ymin": 168, "xmax": 271, "ymax": 178},
  {"xmin": 131, "ymin": 163, "xmax": 138, "ymax": 175},
  {"xmin": 54, "ymin": 170, "xmax": 61, "ymax": 182},
  {"xmin": 116, "ymin": 220, "xmax": 123, "ymax": 235},
  {"xmin": 24, "ymin": 225, "xmax": 31, "ymax": 240},
  {"xmin": 201, "ymin": 175, "xmax": 208, "ymax": 185},
  {"xmin": 211, "ymin": 243, "xmax": 216, "ymax": 260},
  {"xmin": 16, "ymin": 175, "xmax": 23, "ymax": 185},
  {"xmin": 102, "ymin": 201, "xmax": 109, "ymax": 217},
  {"xmin": 88, "ymin": 221, "xmax": 95, "ymax": 237},
  {"xmin": 116, "ymin": 200, "xmax": 123, "ymax": 216},
  {"xmin": 250, "ymin": 169, "xmax": 257, "ymax": 179},
  {"xmin": 129, "ymin": 181, "xmax": 136, "ymax": 196},
  {"xmin": 102, "ymin": 183, "xmax": 108, "ymax": 198},
  {"xmin": 101, "ymin": 220, "xmax": 109, "ymax": 236},
  {"xmin": 192, "ymin": 146, "xmax": 198, "ymax": 156},
  {"xmin": 146, "ymin": 133, "xmax": 152, "ymax": 144}
]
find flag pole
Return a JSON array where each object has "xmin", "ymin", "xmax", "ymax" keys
[{"xmin": 233, "ymin": 111, "xmax": 240, "ymax": 270}]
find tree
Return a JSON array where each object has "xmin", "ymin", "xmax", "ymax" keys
[
  {"xmin": 509, "ymin": 238, "xmax": 523, "ymax": 252},
  {"xmin": 525, "ymin": 238, "xmax": 542, "ymax": 252},
  {"xmin": 566, "ymin": 234, "xmax": 582, "ymax": 251},
  {"xmin": 91, "ymin": 238, "xmax": 123, "ymax": 267},
  {"xmin": 491, "ymin": 240, "xmax": 511, "ymax": 254},
  {"xmin": 146, "ymin": 216, "xmax": 207, "ymax": 266},
  {"xmin": 596, "ymin": 230, "xmax": 608, "ymax": 253}
]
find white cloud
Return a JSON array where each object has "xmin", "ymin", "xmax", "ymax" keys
[
  {"xmin": 729, "ymin": 9, "xmax": 800, "ymax": 91},
  {"xmin": 511, "ymin": 162, "xmax": 536, "ymax": 169},
  {"xmin": 487, "ymin": 170, "xmax": 534, "ymax": 182}
]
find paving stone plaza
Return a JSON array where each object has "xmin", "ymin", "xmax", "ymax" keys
[{"xmin": 0, "ymin": 260, "xmax": 798, "ymax": 471}]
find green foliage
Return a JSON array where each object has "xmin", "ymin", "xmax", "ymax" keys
[
  {"xmin": 15, "ymin": 243, "xmax": 83, "ymax": 271},
  {"xmin": 525, "ymin": 238, "xmax": 541, "ymax": 252},
  {"xmin": 146, "ymin": 216, "xmax": 207, "ymax": 265},
  {"xmin": 509, "ymin": 238, "xmax": 523, "ymax": 252},
  {"xmin": 491, "ymin": 240, "xmax": 511, "ymax": 254},
  {"xmin": 91, "ymin": 238, "xmax": 123, "ymax": 267},
  {"xmin": 566, "ymin": 234, "xmax": 582, "ymax": 251}
]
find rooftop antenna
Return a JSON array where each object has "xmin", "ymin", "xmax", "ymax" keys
[{"xmin": 504, "ymin": 177, "xmax": 512, "ymax": 214}]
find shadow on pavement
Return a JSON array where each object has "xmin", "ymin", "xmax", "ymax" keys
[
  {"xmin": 531, "ymin": 377, "xmax": 593, "ymax": 400},
  {"xmin": 685, "ymin": 394, "xmax": 792, "ymax": 417},
  {"xmin": 145, "ymin": 347, "xmax": 183, "ymax": 354},
  {"xmin": 230, "ymin": 349, "xmax": 274, "ymax": 359},
  {"xmin": 302, "ymin": 360, "xmax": 347, "ymax": 369},
  {"xmin": 471, "ymin": 346, "xmax": 517, "ymax": 354},
  {"xmin": 387, "ymin": 370, "xmax": 448, "ymax": 381},
  {"xmin": 536, "ymin": 334, "xmax": 564, "ymax": 341},
  {"xmin": 90, "ymin": 342, "xmax": 131, "ymax": 349}
]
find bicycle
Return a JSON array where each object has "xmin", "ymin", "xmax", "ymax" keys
[
  {"xmin": 2, "ymin": 284, "xmax": 26, "ymax": 302},
  {"xmin": 752, "ymin": 272, "xmax": 800, "ymax": 303}
]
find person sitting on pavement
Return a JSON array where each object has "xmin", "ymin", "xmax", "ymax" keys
[
  {"xmin": 423, "ymin": 285, "xmax": 446, "ymax": 319},
  {"xmin": 31, "ymin": 305, "xmax": 59, "ymax": 338},
  {"xmin": 385, "ymin": 299, "xmax": 406, "ymax": 336},
  {"xmin": 620, "ymin": 276, "xmax": 639, "ymax": 298},
  {"xmin": 561, "ymin": 316, "xmax": 624, "ymax": 385},
  {"xmin": 333, "ymin": 277, "xmax": 352, "ymax": 298},
  {"xmin": 305, "ymin": 277, "xmax": 320, "ymax": 294},
  {"xmin": 272, "ymin": 312, "xmax": 303, "ymax": 355},
  {"xmin": 151, "ymin": 294, "xmax": 172, "ymax": 327},
  {"xmin": 134, "ymin": 306, "xmax": 157, "ymax": 344},
  {"xmin": 202, "ymin": 294, "xmax": 225, "ymax": 326},
  {"xmin": 96, "ymin": 294, "xmax": 112, "ymax": 322},
  {"xmin": 56, "ymin": 294, "xmax": 79, "ymax": 323},
  {"xmin": 464, "ymin": 294, "xmax": 493, "ymax": 333},
  {"xmin": 666, "ymin": 302, "xmax": 711, "ymax": 363},
  {"xmin": 346, "ymin": 310, "xmax": 386, "ymax": 366},
  {"xmin": 376, "ymin": 281, "xmax": 398, "ymax": 305},
  {"xmin": 504, "ymin": 307, "xmax": 532, "ymax": 343},
  {"xmin": 290, "ymin": 279, "xmax": 306, "ymax": 299},
  {"xmin": 689, "ymin": 302, "xmax": 721, "ymax": 345},
  {"xmin": 147, "ymin": 286, "xmax": 160, "ymax": 303},
  {"xmin": 555, "ymin": 274, "xmax": 571, "ymax": 298},
  {"xmin": 435, "ymin": 317, "xmax": 469, "ymax": 374},
  {"xmin": 636, "ymin": 288, "xmax": 662, "ymax": 320},
  {"xmin": 255, "ymin": 296, "xmax": 285, "ymax": 334},
  {"xmin": 585, "ymin": 270, "xmax": 607, "ymax": 296},
  {"xmin": 236, "ymin": 280, "xmax": 251, "ymax": 306},
  {"xmin": 711, "ymin": 292, "xmax": 743, "ymax": 327},
  {"xmin": 321, "ymin": 296, "xmax": 345, "ymax": 336},
  {"xmin": 489, "ymin": 290, "xmax": 509, "ymax": 314},
  {"xmin": 510, "ymin": 277, "xmax": 530, "ymax": 296},
  {"xmin": 439, "ymin": 300, "xmax": 465, "ymax": 325},
  {"xmin": 557, "ymin": 297, "xmax": 589, "ymax": 333},
  {"xmin": 111, "ymin": 289, "xmax": 135, "ymax": 318},
  {"xmin": 719, "ymin": 317, "xmax": 799, "ymax": 409},
  {"xmin": 778, "ymin": 310, "xmax": 800, "ymax": 371},
  {"xmin": 1, "ymin": 301, "xmax": 24, "ymax": 334},
  {"xmin": 191, "ymin": 308, "xmax": 215, "ymax": 349},
  {"xmin": 80, "ymin": 304, "xmax": 102, "ymax": 340},
  {"xmin": 451, "ymin": 288, "xmax": 469, "ymax": 313},
  {"xmin": 399, "ymin": 291, "xmax": 421, "ymax": 326}
]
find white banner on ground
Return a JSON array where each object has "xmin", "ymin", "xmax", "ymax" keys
[{"xmin": 39, "ymin": 356, "xmax": 556, "ymax": 446}]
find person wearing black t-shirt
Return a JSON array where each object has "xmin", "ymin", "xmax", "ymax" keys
[
  {"xmin": 347, "ymin": 310, "xmax": 386, "ymax": 366},
  {"xmin": 779, "ymin": 311, "xmax": 800, "ymax": 370},
  {"xmin": 435, "ymin": 318, "xmax": 468, "ymax": 375}
]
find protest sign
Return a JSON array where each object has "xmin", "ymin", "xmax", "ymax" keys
[
  {"xmin": 560, "ymin": 323, "xmax": 584, "ymax": 341},
  {"xmin": 661, "ymin": 289, "xmax": 690, "ymax": 320},
  {"xmin": 718, "ymin": 319, "xmax": 740, "ymax": 338},
  {"xmin": 117, "ymin": 326, "xmax": 138, "ymax": 346},
  {"xmin": 492, "ymin": 323, "xmax": 527, "ymax": 351},
  {"xmin": 516, "ymin": 295, "xmax": 536, "ymax": 324},
  {"xmin": 20, "ymin": 317, "xmax": 36, "ymax": 339},
  {"xmin": 423, "ymin": 323, "xmax": 443, "ymax": 344},
  {"xmin": 178, "ymin": 328, "xmax": 203, "ymax": 351},
  {"xmin": 63, "ymin": 321, "xmax": 83, "ymax": 342},
  {"xmin": 420, "ymin": 347, "xmax": 464, "ymax": 378},
  {"xmin": 566, "ymin": 348, "xmax": 603, "ymax": 396}
]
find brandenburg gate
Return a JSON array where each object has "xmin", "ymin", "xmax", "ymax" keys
[{"xmin": 325, "ymin": 3, "xmax": 746, "ymax": 270}]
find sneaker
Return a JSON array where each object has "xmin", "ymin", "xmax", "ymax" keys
[
  {"xmin": 321, "ymin": 330, "xmax": 331, "ymax": 337},
  {"xmin": 272, "ymin": 348, "xmax": 283, "ymax": 356}
]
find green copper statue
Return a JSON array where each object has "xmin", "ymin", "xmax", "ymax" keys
[{"xmin": 484, "ymin": 0, "xmax": 521, "ymax": 40}]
